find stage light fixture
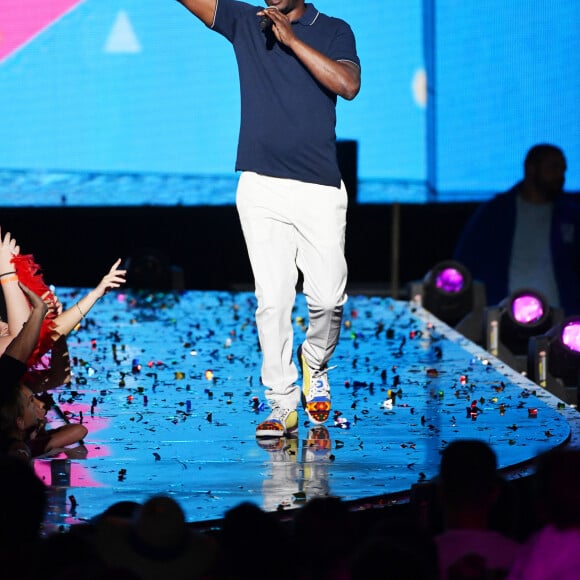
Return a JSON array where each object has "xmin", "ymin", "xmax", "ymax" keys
[
  {"xmin": 483, "ymin": 289, "xmax": 564, "ymax": 374},
  {"xmin": 408, "ymin": 260, "xmax": 487, "ymax": 339},
  {"xmin": 528, "ymin": 316, "xmax": 580, "ymax": 407}
]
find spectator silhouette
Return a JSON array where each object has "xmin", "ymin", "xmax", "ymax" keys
[
  {"xmin": 93, "ymin": 494, "xmax": 217, "ymax": 580},
  {"xmin": 36, "ymin": 525, "xmax": 141, "ymax": 580},
  {"xmin": 209, "ymin": 501, "xmax": 295, "ymax": 580},
  {"xmin": 291, "ymin": 495, "xmax": 356, "ymax": 579},
  {"xmin": 433, "ymin": 439, "xmax": 521, "ymax": 580},
  {"xmin": 350, "ymin": 512, "xmax": 438, "ymax": 580},
  {"xmin": 507, "ymin": 446, "xmax": 580, "ymax": 580},
  {"xmin": 0, "ymin": 455, "xmax": 47, "ymax": 577},
  {"xmin": 454, "ymin": 143, "xmax": 580, "ymax": 315}
]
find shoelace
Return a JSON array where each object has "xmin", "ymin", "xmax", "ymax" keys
[
  {"xmin": 310, "ymin": 365, "xmax": 336, "ymax": 396},
  {"xmin": 270, "ymin": 406, "xmax": 292, "ymax": 420}
]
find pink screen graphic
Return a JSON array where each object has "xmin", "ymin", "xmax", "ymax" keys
[{"xmin": 0, "ymin": 0, "xmax": 84, "ymax": 62}]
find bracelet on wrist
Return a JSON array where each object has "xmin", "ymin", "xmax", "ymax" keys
[
  {"xmin": 0, "ymin": 271, "xmax": 16, "ymax": 278},
  {"xmin": 0, "ymin": 275, "xmax": 18, "ymax": 285},
  {"xmin": 75, "ymin": 302, "xmax": 85, "ymax": 319}
]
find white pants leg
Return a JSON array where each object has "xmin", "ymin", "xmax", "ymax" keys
[{"xmin": 236, "ymin": 172, "xmax": 348, "ymax": 409}]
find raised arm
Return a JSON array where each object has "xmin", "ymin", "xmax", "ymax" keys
[
  {"xmin": 3, "ymin": 284, "xmax": 48, "ymax": 365},
  {"xmin": 0, "ymin": 229, "xmax": 31, "ymax": 355},
  {"xmin": 176, "ymin": 0, "xmax": 217, "ymax": 27},
  {"xmin": 51, "ymin": 259, "xmax": 126, "ymax": 339},
  {"xmin": 259, "ymin": 8, "xmax": 361, "ymax": 100}
]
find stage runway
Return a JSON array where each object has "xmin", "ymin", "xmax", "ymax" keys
[{"xmin": 34, "ymin": 288, "xmax": 579, "ymax": 534}]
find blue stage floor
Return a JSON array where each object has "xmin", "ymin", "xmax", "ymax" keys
[{"xmin": 34, "ymin": 288, "xmax": 579, "ymax": 534}]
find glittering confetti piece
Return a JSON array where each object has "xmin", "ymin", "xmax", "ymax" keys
[{"xmin": 335, "ymin": 417, "xmax": 351, "ymax": 429}]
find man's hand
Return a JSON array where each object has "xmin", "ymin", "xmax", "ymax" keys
[
  {"xmin": 257, "ymin": 8, "xmax": 295, "ymax": 47},
  {"xmin": 256, "ymin": 7, "xmax": 360, "ymax": 101}
]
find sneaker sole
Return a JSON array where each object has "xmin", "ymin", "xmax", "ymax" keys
[
  {"xmin": 255, "ymin": 426, "xmax": 298, "ymax": 438},
  {"xmin": 256, "ymin": 425, "xmax": 286, "ymax": 438}
]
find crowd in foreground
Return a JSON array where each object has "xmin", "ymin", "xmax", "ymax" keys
[{"xmin": 1, "ymin": 439, "xmax": 580, "ymax": 580}]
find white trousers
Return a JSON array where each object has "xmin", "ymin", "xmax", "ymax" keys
[{"xmin": 236, "ymin": 171, "xmax": 348, "ymax": 409}]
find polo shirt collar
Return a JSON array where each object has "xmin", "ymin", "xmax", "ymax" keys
[{"xmin": 295, "ymin": 3, "xmax": 319, "ymax": 26}]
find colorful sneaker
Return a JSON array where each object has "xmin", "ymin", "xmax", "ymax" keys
[
  {"xmin": 298, "ymin": 346, "xmax": 332, "ymax": 424},
  {"xmin": 255, "ymin": 406, "xmax": 298, "ymax": 438}
]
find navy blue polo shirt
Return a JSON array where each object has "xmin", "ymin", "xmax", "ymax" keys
[{"xmin": 211, "ymin": 1, "xmax": 360, "ymax": 188}]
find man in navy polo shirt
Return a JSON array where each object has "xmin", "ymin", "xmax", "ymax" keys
[{"xmin": 176, "ymin": 0, "xmax": 360, "ymax": 440}]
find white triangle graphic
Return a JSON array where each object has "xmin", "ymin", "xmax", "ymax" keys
[{"xmin": 104, "ymin": 10, "xmax": 141, "ymax": 54}]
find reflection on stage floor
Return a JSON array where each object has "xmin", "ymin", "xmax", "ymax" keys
[{"xmin": 33, "ymin": 289, "xmax": 579, "ymax": 534}]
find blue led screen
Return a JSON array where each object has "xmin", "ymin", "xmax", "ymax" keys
[
  {"xmin": 431, "ymin": 0, "xmax": 580, "ymax": 200},
  {"xmin": 0, "ymin": 1, "xmax": 577, "ymax": 205}
]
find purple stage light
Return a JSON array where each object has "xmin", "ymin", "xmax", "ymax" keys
[
  {"xmin": 435, "ymin": 268, "xmax": 464, "ymax": 294},
  {"xmin": 561, "ymin": 321, "xmax": 580, "ymax": 353},
  {"xmin": 511, "ymin": 294, "xmax": 545, "ymax": 324}
]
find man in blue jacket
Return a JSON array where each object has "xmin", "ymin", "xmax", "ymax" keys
[{"xmin": 454, "ymin": 144, "xmax": 580, "ymax": 316}]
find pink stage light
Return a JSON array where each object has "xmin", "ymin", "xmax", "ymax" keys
[
  {"xmin": 511, "ymin": 294, "xmax": 545, "ymax": 325},
  {"xmin": 562, "ymin": 320, "xmax": 580, "ymax": 354},
  {"xmin": 435, "ymin": 267, "xmax": 465, "ymax": 294}
]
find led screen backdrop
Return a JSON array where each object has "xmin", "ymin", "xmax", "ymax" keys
[
  {"xmin": 0, "ymin": 1, "xmax": 577, "ymax": 206},
  {"xmin": 430, "ymin": 0, "xmax": 580, "ymax": 200},
  {"xmin": 0, "ymin": 0, "xmax": 425, "ymax": 205}
]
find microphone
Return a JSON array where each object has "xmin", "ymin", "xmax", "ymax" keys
[
  {"xmin": 259, "ymin": 14, "xmax": 272, "ymax": 31},
  {"xmin": 258, "ymin": 7, "xmax": 278, "ymax": 31}
]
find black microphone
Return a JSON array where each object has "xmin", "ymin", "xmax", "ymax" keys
[{"xmin": 259, "ymin": 14, "xmax": 272, "ymax": 31}]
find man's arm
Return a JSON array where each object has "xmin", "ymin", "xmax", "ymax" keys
[
  {"xmin": 176, "ymin": 0, "xmax": 217, "ymax": 27},
  {"xmin": 261, "ymin": 8, "xmax": 361, "ymax": 101}
]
